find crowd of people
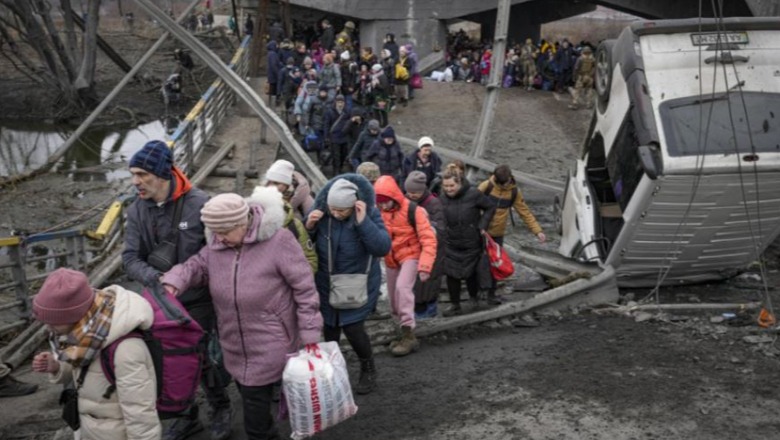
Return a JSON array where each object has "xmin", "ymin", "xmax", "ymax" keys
[
  {"xmin": 440, "ymin": 30, "xmax": 598, "ymax": 109},
  {"xmin": 17, "ymin": 135, "xmax": 545, "ymax": 439}
]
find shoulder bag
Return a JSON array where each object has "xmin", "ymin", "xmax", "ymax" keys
[{"xmin": 327, "ymin": 217, "xmax": 371, "ymax": 309}]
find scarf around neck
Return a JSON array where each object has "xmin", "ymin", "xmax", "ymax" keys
[{"xmin": 54, "ymin": 289, "xmax": 116, "ymax": 369}]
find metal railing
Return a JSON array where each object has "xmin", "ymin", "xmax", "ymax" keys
[
  {"xmin": 169, "ymin": 35, "xmax": 251, "ymax": 173},
  {"xmin": 0, "ymin": 38, "xmax": 251, "ymax": 336}
]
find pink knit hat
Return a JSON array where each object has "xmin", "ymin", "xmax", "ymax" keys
[
  {"xmin": 201, "ymin": 193, "xmax": 250, "ymax": 231},
  {"xmin": 32, "ymin": 268, "xmax": 95, "ymax": 325}
]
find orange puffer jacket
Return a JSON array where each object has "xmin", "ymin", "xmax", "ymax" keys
[{"xmin": 374, "ymin": 176, "xmax": 438, "ymax": 273}]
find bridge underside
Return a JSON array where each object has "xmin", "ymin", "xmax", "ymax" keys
[{"xmin": 239, "ymin": 0, "xmax": 770, "ymax": 67}]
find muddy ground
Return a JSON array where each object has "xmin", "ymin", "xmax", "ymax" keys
[{"xmin": 2, "ymin": 74, "xmax": 780, "ymax": 439}]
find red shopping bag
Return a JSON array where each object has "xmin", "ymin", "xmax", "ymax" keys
[{"xmin": 485, "ymin": 234, "xmax": 514, "ymax": 280}]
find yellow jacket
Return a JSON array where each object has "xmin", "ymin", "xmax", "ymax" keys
[{"xmin": 478, "ymin": 176, "xmax": 542, "ymax": 238}]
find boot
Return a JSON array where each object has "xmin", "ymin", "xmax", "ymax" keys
[
  {"xmin": 486, "ymin": 290, "xmax": 504, "ymax": 305},
  {"xmin": 356, "ymin": 358, "xmax": 377, "ymax": 395},
  {"xmin": 388, "ymin": 327, "xmax": 403, "ymax": 350},
  {"xmin": 443, "ymin": 303, "xmax": 462, "ymax": 317},
  {"xmin": 391, "ymin": 326, "xmax": 419, "ymax": 357},
  {"xmin": 0, "ymin": 374, "xmax": 38, "ymax": 398}
]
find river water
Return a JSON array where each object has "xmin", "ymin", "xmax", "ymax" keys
[{"xmin": 0, "ymin": 118, "xmax": 180, "ymax": 181}]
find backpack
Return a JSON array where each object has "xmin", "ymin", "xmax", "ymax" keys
[
  {"xmin": 395, "ymin": 62, "xmax": 410, "ymax": 81},
  {"xmin": 100, "ymin": 284, "xmax": 204, "ymax": 418},
  {"xmin": 407, "ymin": 201, "xmax": 418, "ymax": 231},
  {"xmin": 483, "ymin": 182, "xmax": 519, "ymax": 226}
]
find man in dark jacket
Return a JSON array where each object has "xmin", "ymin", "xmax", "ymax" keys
[
  {"xmin": 266, "ymin": 40, "xmax": 284, "ymax": 101},
  {"xmin": 402, "ymin": 136, "xmax": 443, "ymax": 186},
  {"xmin": 324, "ymin": 95, "xmax": 351, "ymax": 176},
  {"xmin": 303, "ymin": 85, "xmax": 332, "ymax": 143},
  {"xmin": 349, "ymin": 118, "xmax": 381, "ymax": 169},
  {"xmin": 383, "ymin": 33, "xmax": 400, "ymax": 64},
  {"xmin": 320, "ymin": 19, "xmax": 335, "ymax": 52},
  {"xmin": 123, "ymin": 141, "xmax": 232, "ymax": 440},
  {"xmin": 365, "ymin": 126, "xmax": 404, "ymax": 183}
]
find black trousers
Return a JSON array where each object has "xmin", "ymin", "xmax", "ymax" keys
[
  {"xmin": 188, "ymin": 302, "xmax": 232, "ymax": 415},
  {"xmin": 331, "ymin": 142, "xmax": 349, "ymax": 175},
  {"xmin": 446, "ymin": 272, "xmax": 480, "ymax": 306},
  {"xmin": 323, "ymin": 321, "xmax": 373, "ymax": 360},
  {"xmin": 237, "ymin": 382, "xmax": 279, "ymax": 440}
]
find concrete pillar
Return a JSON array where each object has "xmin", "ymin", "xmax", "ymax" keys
[{"xmin": 359, "ymin": 18, "xmax": 447, "ymax": 62}]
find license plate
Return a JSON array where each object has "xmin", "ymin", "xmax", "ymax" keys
[{"xmin": 691, "ymin": 32, "xmax": 748, "ymax": 46}]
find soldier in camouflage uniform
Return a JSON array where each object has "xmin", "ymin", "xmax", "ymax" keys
[
  {"xmin": 520, "ymin": 38, "xmax": 538, "ymax": 91},
  {"xmin": 569, "ymin": 46, "xmax": 596, "ymax": 110}
]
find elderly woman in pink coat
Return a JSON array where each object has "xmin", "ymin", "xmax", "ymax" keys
[{"xmin": 163, "ymin": 193, "xmax": 323, "ymax": 440}]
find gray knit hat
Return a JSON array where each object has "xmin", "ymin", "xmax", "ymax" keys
[
  {"xmin": 404, "ymin": 171, "xmax": 428, "ymax": 193},
  {"xmin": 327, "ymin": 179, "xmax": 359, "ymax": 208}
]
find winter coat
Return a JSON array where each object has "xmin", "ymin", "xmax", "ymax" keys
[
  {"xmin": 401, "ymin": 149, "xmax": 443, "ymax": 186},
  {"xmin": 349, "ymin": 128, "xmax": 380, "ymax": 163},
  {"xmin": 319, "ymin": 63, "xmax": 342, "ymax": 90},
  {"xmin": 374, "ymin": 176, "xmax": 437, "ymax": 272},
  {"xmin": 307, "ymin": 174, "xmax": 391, "ymax": 327},
  {"xmin": 340, "ymin": 61, "xmax": 358, "ymax": 96},
  {"xmin": 478, "ymin": 176, "xmax": 542, "ymax": 238},
  {"xmin": 383, "ymin": 41, "xmax": 400, "ymax": 63},
  {"xmin": 440, "ymin": 181, "xmax": 496, "ymax": 278},
  {"xmin": 412, "ymin": 191, "xmax": 446, "ymax": 303},
  {"xmin": 290, "ymin": 171, "xmax": 315, "ymax": 219},
  {"xmin": 163, "ymin": 204, "xmax": 323, "ymax": 387},
  {"xmin": 365, "ymin": 138, "xmax": 404, "ymax": 182},
  {"xmin": 321, "ymin": 26, "xmax": 335, "ymax": 51},
  {"xmin": 555, "ymin": 46, "xmax": 575, "ymax": 71},
  {"xmin": 250, "ymin": 186, "xmax": 318, "ymax": 274},
  {"xmin": 123, "ymin": 170, "xmax": 210, "ymax": 307},
  {"xmin": 303, "ymin": 95, "xmax": 331, "ymax": 132},
  {"xmin": 49, "ymin": 285, "xmax": 160, "ymax": 440},
  {"xmin": 324, "ymin": 105, "xmax": 351, "ymax": 145},
  {"xmin": 266, "ymin": 41, "xmax": 283, "ymax": 85}
]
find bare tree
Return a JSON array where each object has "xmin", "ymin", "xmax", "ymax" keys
[{"xmin": 0, "ymin": 0, "xmax": 102, "ymax": 108}]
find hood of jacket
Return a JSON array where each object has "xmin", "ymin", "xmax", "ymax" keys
[
  {"xmin": 170, "ymin": 166, "xmax": 193, "ymax": 201},
  {"xmin": 267, "ymin": 40, "xmax": 278, "ymax": 51},
  {"xmin": 312, "ymin": 173, "xmax": 376, "ymax": 213},
  {"xmin": 375, "ymin": 175, "xmax": 406, "ymax": 206},
  {"xmin": 102, "ymin": 285, "xmax": 154, "ymax": 347},
  {"xmin": 249, "ymin": 186, "xmax": 291, "ymax": 227}
]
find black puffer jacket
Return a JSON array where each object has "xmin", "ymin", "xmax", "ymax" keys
[{"xmin": 440, "ymin": 182, "xmax": 496, "ymax": 278}]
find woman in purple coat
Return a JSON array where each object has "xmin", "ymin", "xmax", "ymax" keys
[{"xmin": 163, "ymin": 193, "xmax": 323, "ymax": 440}]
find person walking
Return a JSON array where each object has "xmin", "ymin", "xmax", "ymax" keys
[
  {"xmin": 31, "ymin": 268, "xmax": 161, "ymax": 440},
  {"xmin": 163, "ymin": 194, "xmax": 323, "ymax": 440},
  {"xmin": 324, "ymin": 94, "xmax": 352, "ymax": 176},
  {"xmin": 569, "ymin": 46, "xmax": 596, "ymax": 110},
  {"xmin": 365, "ymin": 126, "xmax": 404, "ymax": 183},
  {"xmin": 261, "ymin": 159, "xmax": 315, "ymax": 220},
  {"xmin": 478, "ymin": 165, "xmax": 545, "ymax": 304},
  {"xmin": 305, "ymin": 175, "xmax": 391, "ymax": 394},
  {"xmin": 374, "ymin": 176, "xmax": 437, "ymax": 356},
  {"xmin": 122, "ymin": 141, "xmax": 232, "ymax": 440},
  {"xmin": 401, "ymin": 136, "xmax": 443, "ymax": 186},
  {"xmin": 439, "ymin": 164, "xmax": 496, "ymax": 316},
  {"xmin": 404, "ymin": 171, "xmax": 445, "ymax": 318},
  {"xmin": 348, "ymin": 119, "xmax": 381, "ymax": 169}
]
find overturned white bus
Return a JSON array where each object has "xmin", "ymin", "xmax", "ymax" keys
[{"xmin": 556, "ymin": 17, "xmax": 780, "ymax": 287}]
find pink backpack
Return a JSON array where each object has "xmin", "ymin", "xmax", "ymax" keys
[{"xmin": 100, "ymin": 284, "xmax": 204, "ymax": 417}]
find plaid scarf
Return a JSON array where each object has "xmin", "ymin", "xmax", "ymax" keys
[{"xmin": 53, "ymin": 289, "xmax": 116, "ymax": 369}]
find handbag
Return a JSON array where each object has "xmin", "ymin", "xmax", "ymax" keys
[
  {"xmin": 147, "ymin": 196, "xmax": 185, "ymax": 272},
  {"xmin": 327, "ymin": 218, "xmax": 371, "ymax": 309},
  {"xmin": 59, "ymin": 364, "xmax": 90, "ymax": 430},
  {"xmin": 410, "ymin": 73, "xmax": 423, "ymax": 89},
  {"xmin": 485, "ymin": 234, "xmax": 514, "ymax": 280}
]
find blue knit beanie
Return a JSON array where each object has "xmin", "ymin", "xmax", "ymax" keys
[
  {"xmin": 381, "ymin": 126, "xmax": 395, "ymax": 140},
  {"xmin": 129, "ymin": 140, "xmax": 173, "ymax": 180}
]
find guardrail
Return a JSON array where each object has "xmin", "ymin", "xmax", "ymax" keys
[
  {"xmin": 169, "ymin": 35, "xmax": 251, "ymax": 173},
  {"xmin": 0, "ymin": 38, "xmax": 251, "ymax": 336}
]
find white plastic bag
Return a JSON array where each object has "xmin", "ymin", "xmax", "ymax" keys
[{"xmin": 282, "ymin": 342, "xmax": 358, "ymax": 439}]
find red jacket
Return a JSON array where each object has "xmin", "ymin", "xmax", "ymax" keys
[{"xmin": 374, "ymin": 176, "xmax": 437, "ymax": 272}]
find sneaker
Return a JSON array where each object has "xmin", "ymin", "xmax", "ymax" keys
[
  {"xmin": 0, "ymin": 375, "xmax": 37, "ymax": 398},
  {"xmin": 209, "ymin": 407, "xmax": 232, "ymax": 440},
  {"xmin": 163, "ymin": 417, "xmax": 205, "ymax": 440}
]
